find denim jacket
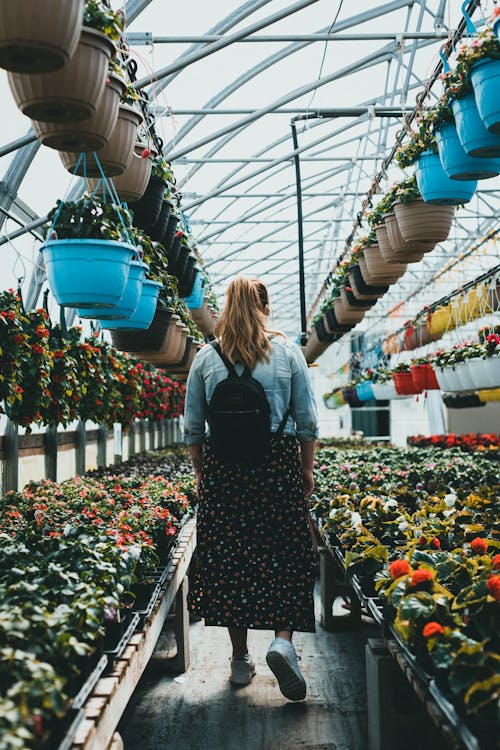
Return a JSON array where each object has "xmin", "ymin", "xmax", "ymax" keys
[{"xmin": 183, "ymin": 337, "xmax": 319, "ymax": 445}]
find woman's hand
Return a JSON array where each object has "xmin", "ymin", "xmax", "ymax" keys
[
  {"xmin": 195, "ymin": 471, "xmax": 202, "ymax": 495},
  {"xmin": 302, "ymin": 467, "xmax": 314, "ymax": 498},
  {"xmin": 189, "ymin": 445, "xmax": 203, "ymax": 496}
]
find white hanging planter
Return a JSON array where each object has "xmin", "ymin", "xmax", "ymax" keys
[
  {"xmin": 454, "ymin": 361, "xmax": 476, "ymax": 391},
  {"xmin": 466, "ymin": 356, "xmax": 499, "ymax": 390}
]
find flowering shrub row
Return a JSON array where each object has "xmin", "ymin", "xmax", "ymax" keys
[
  {"xmin": 408, "ymin": 433, "xmax": 500, "ymax": 453},
  {"xmin": 311, "ymin": 445, "xmax": 499, "ymax": 723},
  {"xmin": 0, "ymin": 448, "xmax": 193, "ymax": 749},
  {"xmin": 0, "ymin": 290, "xmax": 185, "ymax": 430}
]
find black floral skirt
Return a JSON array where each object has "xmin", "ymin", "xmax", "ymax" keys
[{"xmin": 188, "ymin": 435, "xmax": 316, "ymax": 632}]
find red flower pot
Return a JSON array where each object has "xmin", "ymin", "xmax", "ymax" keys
[
  {"xmin": 392, "ymin": 371, "xmax": 423, "ymax": 395},
  {"xmin": 410, "ymin": 363, "xmax": 440, "ymax": 391}
]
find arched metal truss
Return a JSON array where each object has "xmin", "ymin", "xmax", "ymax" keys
[{"xmin": 0, "ymin": 0, "xmax": 498, "ymax": 345}]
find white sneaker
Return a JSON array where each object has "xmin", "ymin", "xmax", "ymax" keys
[
  {"xmin": 266, "ymin": 637, "xmax": 306, "ymax": 701},
  {"xmin": 230, "ymin": 653, "xmax": 256, "ymax": 685}
]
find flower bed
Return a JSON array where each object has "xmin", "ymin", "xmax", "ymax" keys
[
  {"xmin": 0, "ymin": 447, "xmax": 193, "ymax": 749},
  {"xmin": 311, "ymin": 444, "xmax": 499, "ymax": 733},
  {"xmin": 408, "ymin": 433, "xmax": 500, "ymax": 455}
]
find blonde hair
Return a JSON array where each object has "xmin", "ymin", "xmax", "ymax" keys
[{"xmin": 214, "ymin": 277, "xmax": 283, "ymax": 370}]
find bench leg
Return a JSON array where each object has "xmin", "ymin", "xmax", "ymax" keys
[{"xmin": 171, "ymin": 576, "xmax": 190, "ymax": 673}]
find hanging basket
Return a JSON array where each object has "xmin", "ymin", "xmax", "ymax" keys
[
  {"xmin": 332, "ymin": 297, "xmax": 365, "ymax": 326},
  {"xmin": 384, "ymin": 212, "xmax": 432, "ymax": 259},
  {"xmin": 178, "ymin": 262, "xmax": 198, "ymax": 299},
  {"xmin": 7, "ymin": 26, "xmax": 115, "ymax": 122},
  {"xmin": 362, "ymin": 244, "xmax": 406, "ymax": 284},
  {"xmin": 316, "ymin": 317, "xmax": 341, "ymax": 342},
  {"xmin": 170, "ymin": 244, "xmax": 190, "ymax": 281},
  {"xmin": 87, "ymin": 142, "xmax": 152, "ymax": 203},
  {"xmin": 466, "ymin": 356, "xmax": 500, "ymax": 390},
  {"xmin": 470, "ymin": 58, "xmax": 500, "ymax": 135},
  {"xmin": 99, "ymin": 279, "xmax": 162, "ymax": 331},
  {"xmin": 356, "ymin": 381, "xmax": 375, "ymax": 401},
  {"xmin": 429, "ymin": 304, "xmax": 453, "ymax": 338},
  {"xmin": 436, "ymin": 122, "xmax": 500, "ymax": 180},
  {"xmin": 324, "ymin": 307, "xmax": 352, "ymax": 334},
  {"xmin": 0, "ymin": 0, "xmax": 84, "ymax": 73},
  {"xmin": 348, "ymin": 265, "xmax": 389, "ymax": 299},
  {"xmin": 375, "ymin": 222, "xmax": 423, "ymax": 264},
  {"xmin": 452, "ymin": 93, "xmax": 500, "ymax": 158},
  {"xmin": 443, "ymin": 393, "xmax": 484, "ymax": 409},
  {"xmin": 41, "ymin": 238, "xmax": 135, "ymax": 309},
  {"xmin": 393, "ymin": 199, "xmax": 454, "ymax": 244},
  {"xmin": 342, "ymin": 387, "xmax": 363, "ymax": 408},
  {"xmin": 342, "ymin": 284, "xmax": 376, "ymax": 309},
  {"xmin": 62, "ymin": 104, "xmax": 143, "ymax": 176},
  {"xmin": 129, "ymin": 175, "xmax": 165, "ymax": 228},
  {"xmin": 184, "ymin": 271, "xmax": 204, "ymax": 309},
  {"xmin": 410, "ymin": 363, "xmax": 440, "ymax": 391},
  {"xmin": 478, "ymin": 387, "xmax": 500, "ymax": 403},
  {"xmin": 415, "ymin": 150, "xmax": 477, "ymax": 205},
  {"xmin": 372, "ymin": 381, "xmax": 407, "ymax": 400},
  {"xmin": 191, "ymin": 298, "xmax": 216, "ymax": 336},
  {"xmin": 483, "ymin": 354, "xmax": 500, "ymax": 387},
  {"xmin": 303, "ymin": 328, "xmax": 329, "ymax": 363},
  {"xmin": 147, "ymin": 201, "xmax": 172, "ymax": 242},
  {"xmin": 34, "ymin": 72, "xmax": 124, "ymax": 152},
  {"xmin": 111, "ymin": 308, "xmax": 173, "ymax": 353},
  {"xmin": 392, "ymin": 371, "xmax": 422, "ymax": 396},
  {"xmin": 79, "ymin": 260, "xmax": 146, "ymax": 320}
]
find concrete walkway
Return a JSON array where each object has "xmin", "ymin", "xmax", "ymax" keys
[{"xmin": 120, "ymin": 587, "xmax": 375, "ymax": 750}]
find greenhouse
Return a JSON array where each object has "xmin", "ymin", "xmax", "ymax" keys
[{"xmin": 0, "ymin": 1, "xmax": 499, "ymax": 749}]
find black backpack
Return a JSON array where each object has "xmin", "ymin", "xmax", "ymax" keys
[{"xmin": 208, "ymin": 341, "xmax": 290, "ymax": 465}]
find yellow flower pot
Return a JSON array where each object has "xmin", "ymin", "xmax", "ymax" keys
[
  {"xmin": 477, "ymin": 388, "xmax": 500, "ymax": 402},
  {"xmin": 429, "ymin": 304, "xmax": 454, "ymax": 337}
]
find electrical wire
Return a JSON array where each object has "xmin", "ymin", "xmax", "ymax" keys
[{"xmin": 304, "ymin": 0, "xmax": 345, "ymax": 112}]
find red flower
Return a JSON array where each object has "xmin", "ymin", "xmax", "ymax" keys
[
  {"xmin": 419, "ymin": 536, "xmax": 427, "ymax": 547},
  {"xmin": 470, "ymin": 537, "xmax": 488, "ymax": 554},
  {"xmin": 430, "ymin": 537, "xmax": 441, "ymax": 549},
  {"xmin": 389, "ymin": 559, "xmax": 411, "ymax": 579},
  {"xmin": 486, "ymin": 575, "xmax": 500, "ymax": 601},
  {"xmin": 141, "ymin": 148, "xmax": 152, "ymax": 159},
  {"xmin": 422, "ymin": 621, "xmax": 445, "ymax": 638},
  {"xmin": 410, "ymin": 568, "xmax": 433, "ymax": 587},
  {"xmin": 492, "ymin": 554, "xmax": 500, "ymax": 570}
]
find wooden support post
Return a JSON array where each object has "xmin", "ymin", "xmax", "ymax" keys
[
  {"xmin": 97, "ymin": 425, "xmax": 107, "ymax": 468},
  {"xmin": 148, "ymin": 419, "xmax": 155, "ymax": 451},
  {"xmin": 366, "ymin": 639, "xmax": 439, "ymax": 750},
  {"xmin": 44, "ymin": 426, "xmax": 58, "ymax": 481},
  {"xmin": 139, "ymin": 420, "xmax": 146, "ymax": 453},
  {"xmin": 113, "ymin": 423, "xmax": 123, "ymax": 465},
  {"xmin": 75, "ymin": 420, "xmax": 86, "ymax": 476},
  {"xmin": 319, "ymin": 546, "xmax": 336, "ymax": 631},
  {"xmin": 2, "ymin": 418, "xmax": 19, "ymax": 493},
  {"xmin": 169, "ymin": 576, "xmax": 190, "ymax": 673},
  {"xmin": 318, "ymin": 546, "xmax": 361, "ymax": 630},
  {"xmin": 166, "ymin": 420, "xmax": 173, "ymax": 446},
  {"xmin": 128, "ymin": 422, "xmax": 136, "ymax": 458}
]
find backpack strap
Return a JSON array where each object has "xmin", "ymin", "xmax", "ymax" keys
[
  {"xmin": 274, "ymin": 405, "xmax": 291, "ymax": 441},
  {"xmin": 210, "ymin": 340, "xmax": 240, "ymax": 378}
]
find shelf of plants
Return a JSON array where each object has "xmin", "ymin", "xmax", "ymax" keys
[
  {"xmin": 310, "ymin": 441, "xmax": 499, "ymax": 749},
  {"xmin": 0, "ymin": 447, "xmax": 197, "ymax": 750}
]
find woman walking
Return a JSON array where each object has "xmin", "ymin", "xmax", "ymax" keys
[{"xmin": 184, "ymin": 277, "xmax": 318, "ymax": 701}]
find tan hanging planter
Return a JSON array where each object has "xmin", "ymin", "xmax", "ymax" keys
[
  {"xmin": 59, "ymin": 103, "xmax": 142, "ymax": 176},
  {"xmin": 375, "ymin": 220, "xmax": 426, "ymax": 264},
  {"xmin": 339, "ymin": 286, "xmax": 372, "ymax": 312},
  {"xmin": 384, "ymin": 212, "xmax": 433, "ymax": 261},
  {"xmin": 303, "ymin": 329, "xmax": 329, "ymax": 363},
  {"xmin": 393, "ymin": 199, "xmax": 454, "ymax": 245},
  {"xmin": 86, "ymin": 142, "xmax": 152, "ymax": 202},
  {"xmin": 333, "ymin": 297, "xmax": 365, "ymax": 325},
  {"xmin": 0, "ymin": 0, "xmax": 84, "ymax": 73},
  {"xmin": 363, "ymin": 244, "xmax": 407, "ymax": 284},
  {"xmin": 8, "ymin": 26, "xmax": 115, "ymax": 122},
  {"xmin": 191, "ymin": 297, "xmax": 216, "ymax": 335},
  {"xmin": 34, "ymin": 72, "xmax": 124, "ymax": 153}
]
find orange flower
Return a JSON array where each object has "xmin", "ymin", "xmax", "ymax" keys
[
  {"xmin": 410, "ymin": 569, "xmax": 433, "ymax": 587},
  {"xmin": 486, "ymin": 575, "xmax": 500, "ymax": 601},
  {"xmin": 422, "ymin": 621, "xmax": 445, "ymax": 638},
  {"xmin": 471, "ymin": 537, "xmax": 488, "ymax": 554},
  {"xmin": 389, "ymin": 559, "xmax": 411, "ymax": 579}
]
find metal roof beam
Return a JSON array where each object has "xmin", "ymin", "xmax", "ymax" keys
[
  {"xmin": 128, "ymin": 31, "xmax": 448, "ymax": 44},
  {"xmin": 134, "ymin": 0, "xmax": 321, "ymax": 88}
]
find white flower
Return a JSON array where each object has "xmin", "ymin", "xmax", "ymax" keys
[
  {"xmin": 384, "ymin": 499, "xmax": 398, "ymax": 511},
  {"xmin": 63, "ymin": 523, "xmax": 73, "ymax": 536},
  {"xmin": 443, "ymin": 509, "xmax": 455, "ymax": 518},
  {"xmin": 444, "ymin": 493, "xmax": 457, "ymax": 508},
  {"xmin": 127, "ymin": 545, "xmax": 141, "ymax": 561},
  {"xmin": 397, "ymin": 517, "xmax": 409, "ymax": 532},
  {"xmin": 350, "ymin": 511, "xmax": 363, "ymax": 529}
]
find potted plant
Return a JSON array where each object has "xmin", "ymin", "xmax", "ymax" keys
[
  {"xmin": 410, "ymin": 357, "xmax": 440, "ymax": 391},
  {"xmin": 0, "ymin": 0, "xmax": 84, "ymax": 74},
  {"xmin": 129, "ymin": 156, "xmax": 171, "ymax": 229},
  {"xmin": 42, "ymin": 194, "xmax": 137, "ymax": 309},
  {"xmin": 35, "ymin": 58, "xmax": 126, "ymax": 153},
  {"xmin": 391, "ymin": 362, "xmax": 423, "ymax": 395},
  {"xmin": 7, "ymin": 0, "xmax": 120, "ymax": 123},
  {"xmin": 443, "ymin": 31, "xmax": 500, "ymax": 158},
  {"xmin": 466, "ymin": 333, "xmax": 500, "ymax": 389},
  {"xmin": 391, "ymin": 176, "xmax": 455, "ymax": 246},
  {"xmin": 87, "ymin": 142, "xmax": 152, "ymax": 202},
  {"xmin": 368, "ymin": 184, "xmax": 426, "ymax": 263}
]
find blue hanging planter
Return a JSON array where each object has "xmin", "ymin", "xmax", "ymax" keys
[
  {"xmin": 470, "ymin": 58, "xmax": 500, "ymax": 135},
  {"xmin": 356, "ymin": 381, "xmax": 375, "ymax": 401},
  {"xmin": 78, "ymin": 260, "xmax": 147, "ymax": 320},
  {"xmin": 41, "ymin": 238, "xmax": 135, "ymax": 308},
  {"xmin": 436, "ymin": 122, "xmax": 500, "ymax": 180},
  {"xmin": 494, "ymin": 17, "xmax": 500, "ymax": 42},
  {"xmin": 99, "ymin": 279, "xmax": 162, "ymax": 330},
  {"xmin": 415, "ymin": 150, "xmax": 476, "ymax": 205},
  {"xmin": 452, "ymin": 92, "xmax": 500, "ymax": 157},
  {"xmin": 183, "ymin": 271, "xmax": 204, "ymax": 310}
]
